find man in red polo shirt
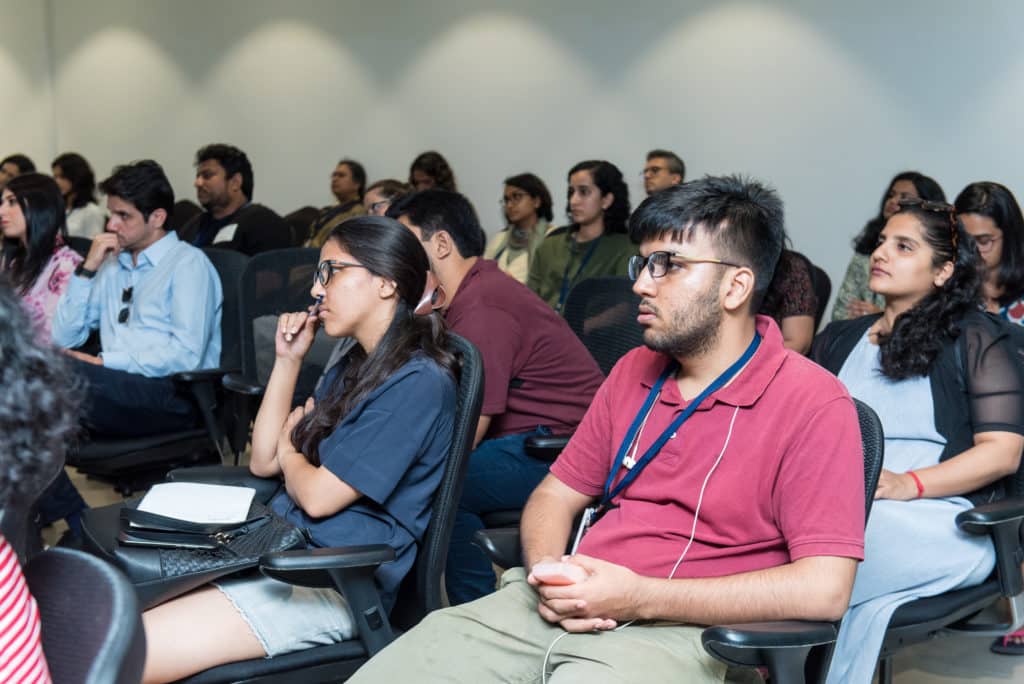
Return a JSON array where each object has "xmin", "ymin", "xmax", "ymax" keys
[
  {"xmin": 388, "ymin": 190, "xmax": 605, "ymax": 605},
  {"xmin": 357, "ymin": 177, "xmax": 864, "ymax": 683}
]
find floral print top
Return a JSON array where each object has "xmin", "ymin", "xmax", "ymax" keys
[
  {"xmin": 19, "ymin": 246, "xmax": 82, "ymax": 343},
  {"xmin": 1001, "ymin": 295, "xmax": 1024, "ymax": 327}
]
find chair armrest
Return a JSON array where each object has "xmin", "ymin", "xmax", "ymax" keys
[
  {"xmin": 223, "ymin": 372, "xmax": 266, "ymax": 397},
  {"xmin": 524, "ymin": 435, "xmax": 571, "ymax": 463},
  {"xmin": 172, "ymin": 367, "xmax": 234, "ymax": 384},
  {"xmin": 166, "ymin": 465, "xmax": 282, "ymax": 504},
  {"xmin": 260, "ymin": 545, "xmax": 398, "ymax": 656},
  {"xmin": 702, "ymin": 621, "xmax": 838, "ymax": 681},
  {"xmin": 957, "ymin": 497, "xmax": 1024, "ymax": 598},
  {"xmin": 472, "ymin": 528, "xmax": 522, "ymax": 570}
]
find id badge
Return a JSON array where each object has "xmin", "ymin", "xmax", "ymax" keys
[{"xmin": 569, "ymin": 506, "xmax": 596, "ymax": 555}]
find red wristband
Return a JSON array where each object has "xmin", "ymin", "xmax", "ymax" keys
[{"xmin": 907, "ymin": 471, "xmax": 925, "ymax": 498}]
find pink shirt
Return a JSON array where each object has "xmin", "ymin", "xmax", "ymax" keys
[
  {"xmin": 550, "ymin": 316, "xmax": 865, "ymax": 580},
  {"xmin": 18, "ymin": 246, "xmax": 82, "ymax": 344},
  {"xmin": 0, "ymin": 537, "xmax": 50, "ymax": 683}
]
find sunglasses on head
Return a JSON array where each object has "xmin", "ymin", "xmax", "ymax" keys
[{"xmin": 897, "ymin": 198, "xmax": 959, "ymax": 252}]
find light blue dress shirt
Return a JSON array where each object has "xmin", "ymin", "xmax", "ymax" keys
[{"xmin": 52, "ymin": 232, "xmax": 223, "ymax": 378}]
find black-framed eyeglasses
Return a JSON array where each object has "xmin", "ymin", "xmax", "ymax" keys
[
  {"xmin": 315, "ymin": 259, "xmax": 367, "ymax": 287},
  {"xmin": 117, "ymin": 287, "xmax": 133, "ymax": 324},
  {"xmin": 898, "ymin": 198, "xmax": 959, "ymax": 251},
  {"xmin": 628, "ymin": 251, "xmax": 743, "ymax": 281},
  {"xmin": 368, "ymin": 200, "xmax": 390, "ymax": 215}
]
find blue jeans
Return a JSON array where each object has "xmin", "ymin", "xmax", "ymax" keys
[{"xmin": 445, "ymin": 428, "xmax": 551, "ymax": 606}]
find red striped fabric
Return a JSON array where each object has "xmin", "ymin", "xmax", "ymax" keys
[{"xmin": 0, "ymin": 538, "xmax": 51, "ymax": 684}]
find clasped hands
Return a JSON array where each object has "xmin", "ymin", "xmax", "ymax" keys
[{"xmin": 528, "ymin": 554, "xmax": 642, "ymax": 633}]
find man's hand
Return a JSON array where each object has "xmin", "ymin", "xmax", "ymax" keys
[
  {"xmin": 533, "ymin": 554, "xmax": 642, "ymax": 631},
  {"xmin": 874, "ymin": 468, "xmax": 918, "ymax": 500},
  {"xmin": 64, "ymin": 349, "xmax": 103, "ymax": 366},
  {"xmin": 82, "ymin": 233, "xmax": 120, "ymax": 271}
]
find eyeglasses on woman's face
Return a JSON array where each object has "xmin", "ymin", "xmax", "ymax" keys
[{"xmin": 314, "ymin": 259, "xmax": 367, "ymax": 288}]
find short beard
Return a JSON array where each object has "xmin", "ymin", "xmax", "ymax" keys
[{"xmin": 643, "ymin": 274, "xmax": 723, "ymax": 359}]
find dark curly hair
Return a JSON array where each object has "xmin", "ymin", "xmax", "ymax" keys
[
  {"xmin": 0, "ymin": 279, "xmax": 81, "ymax": 502},
  {"xmin": 409, "ymin": 151, "xmax": 457, "ymax": 192},
  {"xmin": 566, "ymin": 160, "xmax": 630, "ymax": 234},
  {"xmin": 876, "ymin": 203, "xmax": 983, "ymax": 379},
  {"xmin": 51, "ymin": 152, "xmax": 97, "ymax": 210}
]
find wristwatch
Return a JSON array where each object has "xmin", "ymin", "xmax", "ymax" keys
[{"xmin": 74, "ymin": 263, "xmax": 97, "ymax": 279}]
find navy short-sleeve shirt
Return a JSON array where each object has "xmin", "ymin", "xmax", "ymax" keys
[{"xmin": 270, "ymin": 354, "xmax": 456, "ymax": 609}]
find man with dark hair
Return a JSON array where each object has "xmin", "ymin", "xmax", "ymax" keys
[
  {"xmin": 352, "ymin": 177, "xmax": 865, "ymax": 683},
  {"xmin": 178, "ymin": 143, "xmax": 290, "ymax": 255},
  {"xmin": 643, "ymin": 148, "xmax": 686, "ymax": 196},
  {"xmin": 306, "ymin": 158, "xmax": 367, "ymax": 247},
  {"xmin": 387, "ymin": 189, "xmax": 605, "ymax": 606},
  {"xmin": 0, "ymin": 153, "xmax": 36, "ymax": 191}
]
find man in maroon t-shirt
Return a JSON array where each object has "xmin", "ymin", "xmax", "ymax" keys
[
  {"xmin": 353, "ymin": 177, "xmax": 864, "ymax": 683},
  {"xmin": 389, "ymin": 190, "xmax": 605, "ymax": 605}
]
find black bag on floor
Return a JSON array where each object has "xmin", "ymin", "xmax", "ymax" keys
[{"xmin": 112, "ymin": 502, "xmax": 309, "ymax": 609}]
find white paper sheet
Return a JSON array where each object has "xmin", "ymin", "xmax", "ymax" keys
[{"xmin": 136, "ymin": 482, "xmax": 257, "ymax": 524}]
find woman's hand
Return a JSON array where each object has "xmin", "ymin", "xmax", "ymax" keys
[
  {"xmin": 847, "ymin": 299, "xmax": 882, "ymax": 318},
  {"xmin": 275, "ymin": 309, "xmax": 319, "ymax": 362},
  {"xmin": 276, "ymin": 397, "xmax": 314, "ymax": 465},
  {"xmin": 874, "ymin": 468, "xmax": 919, "ymax": 500}
]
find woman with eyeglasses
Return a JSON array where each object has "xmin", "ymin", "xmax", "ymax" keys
[
  {"xmin": 0, "ymin": 172, "xmax": 82, "ymax": 343},
  {"xmin": 527, "ymin": 160, "xmax": 633, "ymax": 311},
  {"xmin": 484, "ymin": 173, "xmax": 556, "ymax": 284},
  {"xmin": 833, "ymin": 171, "xmax": 946, "ymax": 321},
  {"xmin": 141, "ymin": 216, "xmax": 458, "ymax": 683},
  {"xmin": 363, "ymin": 179, "xmax": 411, "ymax": 217},
  {"xmin": 812, "ymin": 200, "xmax": 1024, "ymax": 682}
]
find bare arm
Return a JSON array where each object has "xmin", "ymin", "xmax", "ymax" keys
[
  {"xmin": 520, "ymin": 475, "xmax": 595, "ymax": 571},
  {"xmin": 537, "ymin": 553, "xmax": 857, "ymax": 629},
  {"xmin": 876, "ymin": 431, "xmax": 1023, "ymax": 500},
  {"xmin": 278, "ymin": 446, "xmax": 362, "ymax": 519},
  {"xmin": 249, "ymin": 311, "xmax": 318, "ymax": 477},
  {"xmin": 780, "ymin": 315, "xmax": 815, "ymax": 355}
]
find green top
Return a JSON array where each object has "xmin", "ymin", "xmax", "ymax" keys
[
  {"xmin": 527, "ymin": 228, "xmax": 634, "ymax": 310},
  {"xmin": 306, "ymin": 201, "xmax": 367, "ymax": 248},
  {"xmin": 832, "ymin": 252, "xmax": 884, "ymax": 321}
]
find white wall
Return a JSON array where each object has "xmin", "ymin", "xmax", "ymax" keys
[{"xmin": 3, "ymin": 0, "xmax": 1024, "ymax": 313}]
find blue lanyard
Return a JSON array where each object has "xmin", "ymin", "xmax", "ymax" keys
[
  {"xmin": 556, "ymin": 234, "xmax": 602, "ymax": 312},
  {"xmin": 599, "ymin": 333, "xmax": 762, "ymax": 508}
]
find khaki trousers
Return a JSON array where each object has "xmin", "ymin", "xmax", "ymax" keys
[{"xmin": 350, "ymin": 567, "xmax": 761, "ymax": 684}]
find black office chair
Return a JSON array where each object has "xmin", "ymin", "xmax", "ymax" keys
[
  {"xmin": 479, "ymin": 276, "xmax": 643, "ymax": 528},
  {"xmin": 220, "ymin": 247, "xmax": 331, "ymax": 462},
  {"xmin": 27, "ymin": 547, "xmax": 146, "ymax": 684},
  {"xmin": 474, "ymin": 399, "xmax": 884, "ymax": 684},
  {"xmin": 284, "ymin": 206, "xmax": 320, "ymax": 247},
  {"xmin": 168, "ymin": 199, "xmax": 203, "ymax": 234},
  {"xmin": 81, "ymin": 334, "xmax": 483, "ymax": 683},
  {"xmin": 67, "ymin": 235, "xmax": 92, "ymax": 259},
  {"xmin": 69, "ymin": 247, "xmax": 249, "ymax": 494},
  {"xmin": 791, "ymin": 252, "xmax": 831, "ymax": 332}
]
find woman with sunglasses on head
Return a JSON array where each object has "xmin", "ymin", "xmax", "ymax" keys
[
  {"xmin": 0, "ymin": 172, "xmax": 82, "ymax": 343},
  {"xmin": 812, "ymin": 200, "xmax": 1024, "ymax": 682},
  {"xmin": 141, "ymin": 216, "xmax": 458, "ymax": 683},
  {"xmin": 833, "ymin": 171, "xmax": 946, "ymax": 321},
  {"xmin": 484, "ymin": 173, "xmax": 556, "ymax": 284},
  {"xmin": 527, "ymin": 160, "xmax": 633, "ymax": 311}
]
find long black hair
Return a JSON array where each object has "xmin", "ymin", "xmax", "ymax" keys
[
  {"xmin": 877, "ymin": 203, "xmax": 983, "ymax": 379},
  {"xmin": 853, "ymin": 171, "xmax": 945, "ymax": 255},
  {"xmin": 291, "ymin": 215, "xmax": 457, "ymax": 465},
  {"xmin": 1, "ymin": 173, "xmax": 67, "ymax": 293},
  {"xmin": 52, "ymin": 152, "xmax": 97, "ymax": 210},
  {"xmin": 954, "ymin": 181, "xmax": 1024, "ymax": 307},
  {"xmin": 504, "ymin": 172, "xmax": 554, "ymax": 222},
  {"xmin": 566, "ymin": 160, "xmax": 630, "ymax": 234}
]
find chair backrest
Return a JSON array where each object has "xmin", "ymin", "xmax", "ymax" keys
[
  {"xmin": 390, "ymin": 333, "xmax": 484, "ymax": 629},
  {"xmin": 237, "ymin": 247, "xmax": 322, "ymax": 383},
  {"xmin": 168, "ymin": 199, "xmax": 202, "ymax": 233},
  {"xmin": 563, "ymin": 276, "xmax": 645, "ymax": 376},
  {"xmin": 202, "ymin": 247, "xmax": 249, "ymax": 371},
  {"xmin": 283, "ymin": 206, "xmax": 320, "ymax": 246},
  {"xmin": 26, "ymin": 547, "xmax": 146, "ymax": 684},
  {"xmin": 854, "ymin": 398, "xmax": 885, "ymax": 520},
  {"xmin": 67, "ymin": 236, "xmax": 91, "ymax": 259}
]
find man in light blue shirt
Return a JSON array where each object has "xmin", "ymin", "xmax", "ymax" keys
[{"xmin": 44, "ymin": 160, "xmax": 222, "ymax": 533}]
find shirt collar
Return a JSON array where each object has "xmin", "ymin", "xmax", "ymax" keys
[
  {"xmin": 118, "ymin": 231, "xmax": 178, "ymax": 270},
  {"xmin": 639, "ymin": 315, "xmax": 788, "ymax": 409}
]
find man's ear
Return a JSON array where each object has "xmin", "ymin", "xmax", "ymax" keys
[
  {"xmin": 147, "ymin": 208, "xmax": 168, "ymax": 231},
  {"xmin": 228, "ymin": 172, "xmax": 243, "ymax": 194},
  {"xmin": 432, "ymin": 230, "xmax": 455, "ymax": 260},
  {"xmin": 722, "ymin": 267, "xmax": 757, "ymax": 314}
]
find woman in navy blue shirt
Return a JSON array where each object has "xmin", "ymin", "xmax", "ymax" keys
[{"xmin": 141, "ymin": 216, "xmax": 458, "ymax": 683}]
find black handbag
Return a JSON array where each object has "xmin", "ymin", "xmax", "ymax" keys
[{"xmin": 112, "ymin": 501, "xmax": 309, "ymax": 610}]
